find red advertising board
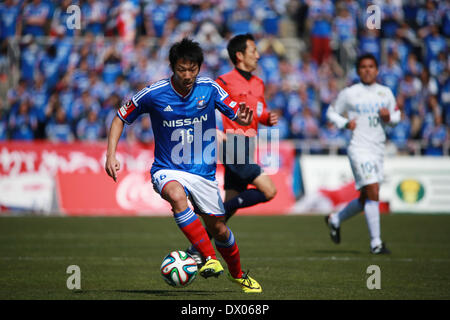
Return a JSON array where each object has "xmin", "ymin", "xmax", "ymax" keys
[{"xmin": 0, "ymin": 141, "xmax": 296, "ymax": 216}]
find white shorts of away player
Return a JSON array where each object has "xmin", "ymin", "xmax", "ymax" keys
[
  {"xmin": 152, "ymin": 169, "xmax": 226, "ymax": 216},
  {"xmin": 347, "ymin": 151, "xmax": 384, "ymax": 190}
]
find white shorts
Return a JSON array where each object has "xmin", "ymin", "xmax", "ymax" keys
[
  {"xmin": 152, "ymin": 169, "xmax": 225, "ymax": 216},
  {"xmin": 347, "ymin": 151, "xmax": 384, "ymax": 190}
]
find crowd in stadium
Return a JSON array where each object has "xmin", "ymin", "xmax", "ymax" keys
[{"xmin": 0, "ymin": 0, "xmax": 448, "ymax": 155}]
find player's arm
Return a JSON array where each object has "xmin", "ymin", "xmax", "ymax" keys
[
  {"xmin": 105, "ymin": 116, "xmax": 124, "ymax": 182},
  {"xmin": 326, "ymin": 89, "xmax": 354, "ymax": 130},
  {"xmin": 379, "ymin": 90, "xmax": 401, "ymax": 126},
  {"xmin": 105, "ymin": 89, "xmax": 149, "ymax": 181},
  {"xmin": 258, "ymin": 92, "xmax": 278, "ymax": 127},
  {"xmin": 213, "ymin": 80, "xmax": 253, "ymax": 126},
  {"xmin": 235, "ymin": 103, "xmax": 253, "ymax": 126}
]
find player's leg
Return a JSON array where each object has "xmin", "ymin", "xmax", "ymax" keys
[
  {"xmin": 223, "ymin": 167, "xmax": 275, "ymax": 221},
  {"xmin": 362, "ymin": 182, "xmax": 390, "ymax": 254},
  {"xmin": 159, "ymin": 180, "xmax": 217, "ymax": 261},
  {"xmin": 187, "ymin": 174, "xmax": 261, "ymax": 291},
  {"xmin": 223, "ymin": 188, "xmax": 240, "ymax": 221},
  {"xmin": 201, "ymin": 214, "xmax": 242, "ymax": 279},
  {"xmin": 201, "ymin": 213, "xmax": 262, "ymax": 293},
  {"xmin": 326, "ymin": 154, "xmax": 366, "ymax": 243}
]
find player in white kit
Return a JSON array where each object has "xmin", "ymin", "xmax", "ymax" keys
[{"xmin": 325, "ymin": 53, "xmax": 401, "ymax": 254}]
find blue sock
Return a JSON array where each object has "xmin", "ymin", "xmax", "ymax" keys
[{"xmin": 224, "ymin": 189, "xmax": 268, "ymax": 219}]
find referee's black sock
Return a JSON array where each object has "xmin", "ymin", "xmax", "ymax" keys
[{"xmin": 224, "ymin": 189, "xmax": 268, "ymax": 217}]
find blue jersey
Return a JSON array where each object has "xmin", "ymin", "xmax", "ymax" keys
[{"xmin": 118, "ymin": 77, "xmax": 239, "ymax": 181}]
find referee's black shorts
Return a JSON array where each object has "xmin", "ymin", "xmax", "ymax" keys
[
  {"xmin": 221, "ymin": 134, "xmax": 263, "ymax": 192},
  {"xmin": 224, "ymin": 163, "xmax": 262, "ymax": 192}
]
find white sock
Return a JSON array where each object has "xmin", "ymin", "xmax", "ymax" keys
[
  {"xmin": 331, "ymin": 198, "xmax": 363, "ymax": 227},
  {"xmin": 364, "ymin": 200, "xmax": 382, "ymax": 248}
]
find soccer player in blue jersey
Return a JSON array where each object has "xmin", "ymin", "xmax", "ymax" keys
[{"xmin": 105, "ymin": 38, "xmax": 262, "ymax": 293}]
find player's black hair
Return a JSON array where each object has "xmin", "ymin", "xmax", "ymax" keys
[
  {"xmin": 169, "ymin": 38, "xmax": 204, "ymax": 71},
  {"xmin": 227, "ymin": 33, "xmax": 255, "ymax": 65},
  {"xmin": 356, "ymin": 53, "xmax": 378, "ymax": 69}
]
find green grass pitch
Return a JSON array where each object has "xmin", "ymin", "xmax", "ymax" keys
[{"xmin": 0, "ymin": 214, "xmax": 449, "ymax": 300}]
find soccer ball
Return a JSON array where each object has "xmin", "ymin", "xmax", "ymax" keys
[{"xmin": 160, "ymin": 250, "xmax": 198, "ymax": 287}]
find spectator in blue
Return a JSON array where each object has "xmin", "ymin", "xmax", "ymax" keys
[
  {"xmin": 319, "ymin": 121, "xmax": 347, "ymax": 154},
  {"xmin": 72, "ymin": 58, "xmax": 91, "ymax": 93},
  {"xmin": 423, "ymin": 24, "xmax": 447, "ymax": 68},
  {"xmin": 420, "ymin": 94, "xmax": 441, "ymax": 137},
  {"xmin": 102, "ymin": 45, "xmax": 122, "ymax": 84},
  {"xmin": 174, "ymin": 0, "xmax": 194, "ymax": 23},
  {"xmin": 226, "ymin": 0, "xmax": 254, "ymax": 35},
  {"xmin": 308, "ymin": 0, "xmax": 334, "ymax": 65},
  {"xmin": 22, "ymin": 0, "xmax": 50, "ymax": 37},
  {"xmin": 144, "ymin": 0, "xmax": 175, "ymax": 38},
  {"xmin": 45, "ymin": 106, "xmax": 74, "ymax": 142},
  {"xmin": 416, "ymin": 0, "xmax": 441, "ymax": 30},
  {"xmin": 380, "ymin": 0, "xmax": 403, "ymax": 38},
  {"xmin": 7, "ymin": 78, "xmax": 30, "ymax": 114},
  {"xmin": 291, "ymin": 107, "xmax": 320, "ymax": 140},
  {"xmin": 404, "ymin": 52, "xmax": 423, "ymax": 78},
  {"xmin": 258, "ymin": 42, "xmax": 281, "ymax": 84},
  {"xmin": 19, "ymin": 36, "xmax": 40, "ymax": 83},
  {"xmin": 423, "ymin": 111, "xmax": 447, "ymax": 156},
  {"xmin": 441, "ymin": 1, "xmax": 450, "ymax": 37},
  {"xmin": 0, "ymin": 0, "xmax": 21, "ymax": 40},
  {"xmin": 110, "ymin": 74, "xmax": 131, "ymax": 100},
  {"xmin": 54, "ymin": 36, "xmax": 74, "ymax": 74},
  {"xmin": 379, "ymin": 51, "xmax": 403, "ymax": 96},
  {"xmin": 133, "ymin": 115, "xmax": 154, "ymax": 145},
  {"xmin": 192, "ymin": 1, "xmax": 223, "ymax": 29},
  {"xmin": 332, "ymin": 4, "xmax": 357, "ymax": 71},
  {"xmin": 8, "ymin": 100, "xmax": 38, "ymax": 140},
  {"xmin": 291, "ymin": 107, "xmax": 321, "ymax": 153},
  {"xmin": 38, "ymin": 43, "xmax": 62, "ymax": 92},
  {"xmin": 56, "ymin": 75, "xmax": 76, "ymax": 118},
  {"xmin": 398, "ymin": 72, "xmax": 420, "ymax": 120},
  {"xmin": 51, "ymin": 0, "xmax": 79, "ymax": 38},
  {"xmin": 87, "ymin": 71, "xmax": 107, "ymax": 103},
  {"xmin": 256, "ymin": 0, "xmax": 282, "ymax": 36},
  {"xmin": 82, "ymin": 0, "xmax": 107, "ymax": 36},
  {"xmin": 265, "ymin": 82, "xmax": 287, "ymax": 113},
  {"xmin": 359, "ymin": 29, "xmax": 381, "ymax": 63},
  {"xmin": 70, "ymin": 90, "xmax": 100, "ymax": 127},
  {"xmin": 76, "ymin": 108, "xmax": 102, "ymax": 141},
  {"xmin": 429, "ymin": 51, "xmax": 447, "ymax": 81},
  {"xmin": 0, "ymin": 106, "xmax": 8, "ymax": 140},
  {"xmin": 385, "ymin": 22, "xmax": 414, "ymax": 68},
  {"xmin": 441, "ymin": 77, "xmax": 450, "ymax": 127},
  {"xmin": 30, "ymin": 73, "xmax": 49, "ymax": 136}
]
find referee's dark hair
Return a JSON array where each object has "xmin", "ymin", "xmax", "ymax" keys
[
  {"xmin": 227, "ymin": 33, "xmax": 255, "ymax": 65},
  {"xmin": 356, "ymin": 53, "xmax": 379, "ymax": 69},
  {"xmin": 169, "ymin": 38, "xmax": 204, "ymax": 71}
]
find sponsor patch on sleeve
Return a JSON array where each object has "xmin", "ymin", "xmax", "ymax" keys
[{"xmin": 119, "ymin": 100, "xmax": 136, "ymax": 118}]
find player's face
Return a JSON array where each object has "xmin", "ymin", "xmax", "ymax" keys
[
  {"xmin": 241, "ymin": 40, "xmax": 260, "ymax": 72},
  {"xmin": 357, "ymin": 58, "xmax": 378, "ymax": 85},
  {"xmin": 172, "ymin": 59, "xmax": 200, "ymax": 93}
]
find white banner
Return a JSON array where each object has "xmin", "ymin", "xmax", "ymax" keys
[
  {"xmin": 0, "ymin": 172, "xmax": 55, "ymax": 213},
  {"xmin": 298, "ymin": 155, "xmax": 450, "ymax": 214}
]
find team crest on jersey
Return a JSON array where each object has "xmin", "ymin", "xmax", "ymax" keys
[
  {"xmin": 377, "ymin": 91, "xmax": 386, "ymax": 97},
  {"xmin": 196, "ymin": 96, "xmax": 206, "ymax": 109}
]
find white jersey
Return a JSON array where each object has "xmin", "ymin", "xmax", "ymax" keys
[{"xmin": 326, "ymin": 82, "xmax": 400, "ymax": 155}]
